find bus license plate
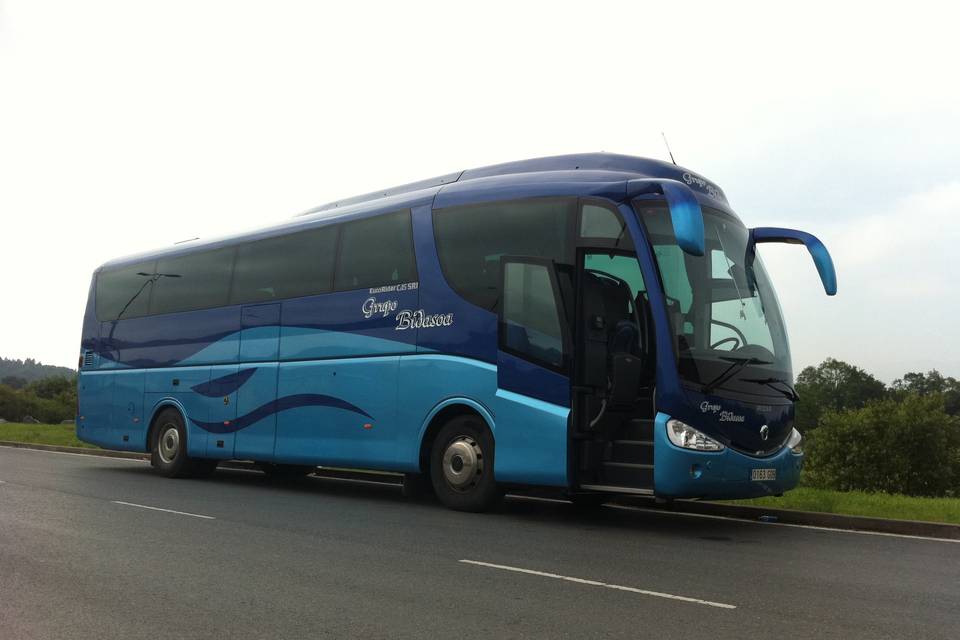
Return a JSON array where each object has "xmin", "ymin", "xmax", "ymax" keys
[{"xmin": 751, "ymin": 468, "xmax": 776, "ymax": 481}]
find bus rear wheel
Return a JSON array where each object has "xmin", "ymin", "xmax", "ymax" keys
[
  {"xmin": 151, "ymin": 408, "xmax": 195, "ymax": 478},
  {"xmin": 430, "ymin": 416, "xmax": 500, "ymax": 512}
]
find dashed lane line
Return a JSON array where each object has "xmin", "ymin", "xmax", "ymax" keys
[
  {"xmin": 112, "ymin": 500, "xmax": 215, "ymax": 520},
  {"xmin": 459, "ymin": 559, "xmax": 737, "ymax": 610}
]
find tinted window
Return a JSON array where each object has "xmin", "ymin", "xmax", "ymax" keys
[
  {"xmin": 502, "ymin": 261, "xmax": 565, "ymax": 366},
  {"xmin": 334, "ymin": 210, "xmax": 416, "ymax": 290},
  {"xmin": 580, "ymin": 203, "xmax": 625, "ymax": 239},
  {"xmin": 96, "ymin": 261, "xmax": 157, "ymax": 320},
  {"xmin": 150, "ymin": 247, "xmax": 236, "ymax": 315},
  {"xmin": 231, "ymin": 226, "xmax": 338, "ymax": 303},
  {"xmin": 583, "ymin": 253, "xmax": 646, "ymax": 298},
  {"xmin": 434, "ymin": 198, "xmax": 574, "ymax": 310}
]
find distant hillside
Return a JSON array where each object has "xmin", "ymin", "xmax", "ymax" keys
[{"xmin": 0, "ymin": 357, "xmax": 75, "ymax": 384}]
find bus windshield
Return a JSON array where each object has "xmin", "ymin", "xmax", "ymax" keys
[{"xmin": 636, "ymin": 202, "xmax": 793, "ymax": 400}]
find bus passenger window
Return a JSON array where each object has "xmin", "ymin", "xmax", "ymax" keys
[
  {"xmin": 502, "ymin": 261, "xmax": 565, "ymax": 367},
  {"xmin": 150, "ymin": 247, "xmax": 236, "ymax": 315},
  {"xmin": 434, "ymin": 199, "xmax": 575, "ymax": 310},
  {"xmin": 230, "ymin": 226, "xmax": 337, "ymax": 304},
  {"xmin": 96, "ymin": 260, "xmax": 157, "ymax": 320},
  {"xmin": 334, "ymin": 210, "xmax": 416, "ymax": 291}
]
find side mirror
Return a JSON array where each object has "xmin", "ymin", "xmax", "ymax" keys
[
  {"xmin": 749, "ymin": 227, "xmax": 837, "ymax": 295},
  {"xmin": 628, "ymin": 179, "xmax": 705, "ymax": 256}
]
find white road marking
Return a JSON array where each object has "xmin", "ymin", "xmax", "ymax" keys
[
  {"xmin": 112, "ymin": 501, "xmax": 215, "ymax": 520},
  {"xmin": 459, "ymin": 559, "xmax": 737, "ymax": 610},
  {"xmin": 607, "ymin": 504, "xmax": 960, "ymax": 545},
  {"xmin": 0, "ymin": 446, "xmax": 147, "ymax": 464}
]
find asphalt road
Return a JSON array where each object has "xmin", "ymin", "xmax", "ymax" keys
[{"xmin": 1, "ymin": 447, "xmax": 958, "ymax": 639}]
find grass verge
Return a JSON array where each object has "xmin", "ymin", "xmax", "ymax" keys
[
  {"xmin": 728, "ymin": 487, "xmax": 960, "ymax": 525},
  {"xmin": 0, "ymin": 422, "xmax": 96, "ymax": 449}
]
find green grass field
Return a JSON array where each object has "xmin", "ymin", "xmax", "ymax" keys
[
  {"xmin": 727, "ymin": 487, "xmax": 960, "ymax": 525},
  {"xmin": 0, "ymin": 422, "xmax": 96, "ymax": 449},
  {"xmin": 1, "ymin": 423, "xmax": 957, "ymax": 525}
]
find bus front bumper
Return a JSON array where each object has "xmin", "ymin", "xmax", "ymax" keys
[{"xmin": 653, "ymin": 413, "xmax": 803, "ymax": 500}]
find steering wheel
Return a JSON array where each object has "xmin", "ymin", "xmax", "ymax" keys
[
  {"xmin": 710, "ymin": 318, "xmax": 748, "ymax": 349},
  {"xmin": 710, "ymin": 336, "xmax": 741, "ymax": 350}
]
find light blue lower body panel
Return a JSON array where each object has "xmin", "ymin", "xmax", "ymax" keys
[
  {"xmin": 234, "ymin": 363, "xmax": 279, "ymax": 461},
  {"xmin": 273, "ymin": 356, "xmax": 400, "ymax": 468},
  {"xmin": 77, "ymin": 370, "xmax": 113, "ymax": 448},
  {"xmin": 493, "ymin": 389, "xmax": 568, "ymax": 487},
  {"xmin": 653, "ymin": 412, "xmax": 803, "ymax": 499},
  {"xmin": 108, "ymin": 370, "xmax": 147, "ymax": 451},
  {"xmin": 397, "ymin": 355, "xmax": 497, "ymax": 472}
]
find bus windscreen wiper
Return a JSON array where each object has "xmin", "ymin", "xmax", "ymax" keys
[
  {"xmin": 701, "ymin": 356, "xmax": 771, "ymax": 395},
  {"xmin": 741, "ymin": 377, "xmax": 800, "ymax": 401}
]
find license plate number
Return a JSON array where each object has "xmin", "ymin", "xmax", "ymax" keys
[{"xmin": 751, "ymin": 468, "xmax": 777, "ymax": 481}]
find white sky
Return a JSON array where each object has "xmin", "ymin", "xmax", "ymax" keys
[{"xmin": 1, "ymin": 1, "xmax": 958, "ymax": 382}]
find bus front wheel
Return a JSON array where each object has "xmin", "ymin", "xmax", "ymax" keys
[{"xmin": 430, "ymin": 416, "xmax": 501, "ymax": 512}]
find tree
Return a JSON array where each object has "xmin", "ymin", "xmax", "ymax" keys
[
  {"xmin": 27, "ymin": 376, "xmax": 74, "ymax": 400},
  {"xmin": 804, "ymin": 395, "xmax": 960, "ymax": 497},
  {"xmin": 1, "ymin": 375, "xmax": 28, "ymax": 390},
  {"xmin": 794, "ymin": 358, "xmax": 887, "ymax": 431},
  {"xmin": 891, "ymin": 370, "xmax": 960, "ymax": 416}
]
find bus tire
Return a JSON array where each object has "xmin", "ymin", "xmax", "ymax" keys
[
  {"xmin": 430, "ymin": 416, "xmax": 500, "ymax": 512},
  {"xmin": 150, "ymin": 408, "xmax": 194, "ymax": 478}
]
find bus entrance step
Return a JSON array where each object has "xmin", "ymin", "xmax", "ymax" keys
[
  {"xmin": 617, "ymin": 418, "xmax": 654, "ymax": 441},
  {"xmin": 610, "ymin": 440, "xmax": 654, "ymax": 466},
  {"xmin": 600, "ymin": 461, "xmax": 653, "ymax": 488}
]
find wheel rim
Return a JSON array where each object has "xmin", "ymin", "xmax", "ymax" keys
[
  {"xmin": 157, "ymin": 424, "xmax": 180, "ymax": 464},
  {"xmin": 441, "ymin": 435, "xmax": 483, "ymax": 492}
]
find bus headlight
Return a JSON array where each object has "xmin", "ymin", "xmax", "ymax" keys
[
  {"xmin": 786, "ymin": 428, "xmax": 803, "ymax": 454},
  {"xmin": 666, "ymin": 419, "xmax": 725, "ymax": 452}
]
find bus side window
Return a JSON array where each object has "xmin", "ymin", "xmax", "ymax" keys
[
  {"xmin": 151, "ymin": 247, "xmax": 236, "ymax": 315},
  {"xmin": 580, "ymin": 204, "xmax": 625, "ymax": 240},
  {"xmin": 501, "ymin": 261, "xmax": 565, "ymax": 367},
  {"xmin": 334, "ymin": 209, "xmax": 416, "ymax": 291},
  {"xmin": 96, "ymin": 260, "xmax": 157, "ymax": 320},
  {"xmin": 230, "ymin": 226, "xmax": 337, "ymax": 304},
  {"xmin": 582, "ymin": 254, "xmax": 646, "ymax": 299},
  {"xmin": 433, "ymin": 198, "xmax": 575, "ymax": 310}
]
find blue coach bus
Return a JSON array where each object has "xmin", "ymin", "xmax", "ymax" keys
[{"xmin": 77, "ymin": 153, "xmax": 836, "ymax": 511}]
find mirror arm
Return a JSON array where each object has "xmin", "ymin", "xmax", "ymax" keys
[{"xmin": 749, "ymin": 227, "xmax": 838, "ymax": 296}]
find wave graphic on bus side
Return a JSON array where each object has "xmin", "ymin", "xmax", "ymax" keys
[
  {"xmin": 189, "ymin": 393, "xmax": 373, "ymax": 434},
  {"xmin": 190, "ymin": 368, "xmax": 258, "ymax": 397}
]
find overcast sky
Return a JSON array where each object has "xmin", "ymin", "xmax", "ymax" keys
[{"xmin": 1, "ymin": 1, "xmax": 957, "ymax": 382}]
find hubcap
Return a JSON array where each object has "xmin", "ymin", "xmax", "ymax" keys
[
  {"xmin": 442, "ymin": 436, "xmax": 483, "ymax": 492},
  {"xmin": 158, "ymin": 424, "xmax": 180, "ymax": 464}
]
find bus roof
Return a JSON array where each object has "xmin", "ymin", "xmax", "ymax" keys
[
  {"xmin": 300, "ymin": 152, "xmax": 726, "ymax": 214},
  {"xmin": 98, "ymin": 152, "xmax": 729, "ymax": 271}
]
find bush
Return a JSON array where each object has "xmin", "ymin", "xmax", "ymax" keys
[
  {"xmin": 804, "ymin": 395, "xmax": 960, "ymax": 497},
  {"xmin": 0, "ymin": 379, "xmax": 76, "ymax": 424}
]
